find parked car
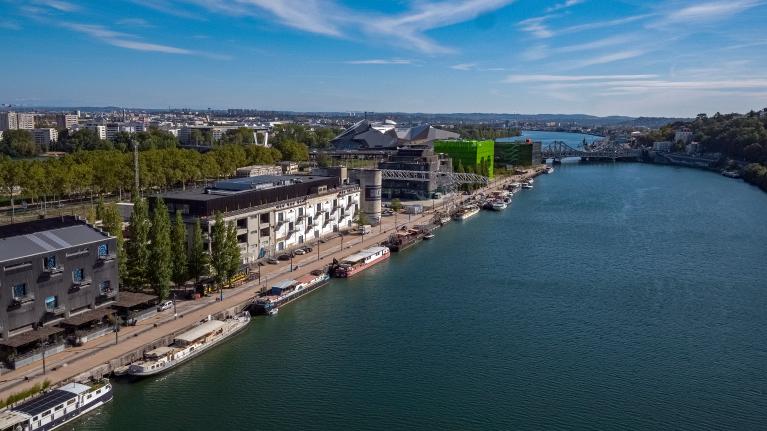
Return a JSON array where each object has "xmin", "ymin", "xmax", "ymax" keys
[
  {"xmin": 267, "ymin": 258, "xmax": 279, "ymax": 264},
  {"xmin": 302, "ymin": 245, "xmax": 313, "ymax": 252},
  {"xmin": 294, "ymin": 249, "xmax": 306, "ymax": 255},
  {"xmin": 278, "ymin": 253, "xmax": 292, "ymax": 261},
  {"xmin": 157, "ymin": 300, "xmax": 173, "ymax": 312}
]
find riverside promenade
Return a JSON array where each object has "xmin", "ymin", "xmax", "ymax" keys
[{"xmin": 0, "ymin": 168, "xmax": 542, "ymax": 401}]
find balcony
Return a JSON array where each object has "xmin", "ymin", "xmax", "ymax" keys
[
  {"xmin": 70, "ymin": 277, "xmax": 92, "ymax": 293},
  {"xmin": 46, "ymin": 305, "xmax": 66, "ymax": 316},
  {"xmin": 7, "ymin": 296, "xmax": 34, "ymax": 311},
  {"xmin": 43, "ymin": 265, "xmax": 64, "ymax": 275},
  {"xmin": 95, "ymin": 253, "xmax": 116, "ymax": 267}
]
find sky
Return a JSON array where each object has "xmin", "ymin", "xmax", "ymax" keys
[{"xmin": 1, "ymin": 0, "xmax": 767, "ymax": 117}]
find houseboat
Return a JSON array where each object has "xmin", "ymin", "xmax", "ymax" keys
[
  {"xmin": 491, "ymin": 201, "xmax": 507, "ymax": 211},
  {"xmin": 385, "ymin": 228, "xmax": 423, "ymax": 252},
  {"xmin": 332, "ymin": 246, "xmax": 390, "ymax": 278},
  {"xmin": 1, "ymin": 380, "xmax": 112, "ymax": 431},
  {"xmin": 126, "ymin": 313, "xmax": 250, "ymax": 377},
  {"xmin": 252, "ymin": 273, "xmax": 330, "ymax": 315},
  {"xmin": 453, "ymin": 206, "xmax": 480, "ymax": 221}
]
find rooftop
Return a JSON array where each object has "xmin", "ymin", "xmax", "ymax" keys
[
  {"xmin": 0, "ymin": 217, "xmax": 110, "ymax": 263},
  {"xmin": 159, "ymin": 174, "xmax": 335, "ymax": 202}
]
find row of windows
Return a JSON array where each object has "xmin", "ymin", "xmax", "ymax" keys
[
  {"xmin": 3, "ymin": 243, "xmax": 110, "ymax": 274},
  {"xmin": 10, "ymin": 280, "xmax": 111, "ymax": 302}
]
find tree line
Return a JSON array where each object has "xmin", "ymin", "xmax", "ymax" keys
[{"xmin": 112, "ymin": 195, "xmax": 241, "ymax": 300}]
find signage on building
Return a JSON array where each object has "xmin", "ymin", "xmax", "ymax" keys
[{"xmin": 365, "ymin": 185, "xmax": 381, "ymax": 201}]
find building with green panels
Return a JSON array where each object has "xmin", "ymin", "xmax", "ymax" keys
[
  {"xmin": 494, "ymin": 140, "xmax": 542, "ymax": 167},
  {"xmin": 433, "ymin": 139, "xmax": 494, "ymax": 178}
]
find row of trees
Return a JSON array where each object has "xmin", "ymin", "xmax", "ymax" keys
[
  {"xmin": 448, "ymin": 125, "xmax": 520, "ymax": 140},
  {"xmin": 0, "ymin": 144, "xmax": 284, "ymax": 211},
  {"xmin": 122, "ymin": 195, "xmax": 240, "ymax": 299}
]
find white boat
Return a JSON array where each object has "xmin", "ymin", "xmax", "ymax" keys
[
  {"xmin": 546, "ymin": 166, "xmax": 554, "ymax": 174},
  {"xmin": 127, "ymin": 313, "xmax": 251, "ymax": 377},
  {"xmin": 527, "ymin": 178, "xmax": 535, "ymax": 184},
  {"xmin": 423, "ymin": 233, "xmax": 435, "ymax": 240},
  {"xmin": 439, "ymin": 217, "xmax": 451, "ymax": 225},
  {"xmin": 254, "ymin": 273, "xmax": 330, "ymax": 314},
  {"xmin": 522, "ymin": 183, "xmax": 533, "ymax": 189},
  {"xmin": 454, "ymin": 206, "xmax": 480, "ymax": 220},
  {"xmin": 4, "ymin": 380, "xmax": 112, "ymax": 431},
  {"xmin": 491, "ymin": 201, "xmax": 507, "ymax": 211}
]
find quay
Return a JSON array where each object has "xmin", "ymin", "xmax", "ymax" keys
[{"xmin": 0, "ymin": 167, "xmax": 546, "ymax": 402}]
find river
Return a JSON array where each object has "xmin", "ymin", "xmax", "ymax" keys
[
  {"xmin": 499, "ymin": 130, "xmax": 603, "ymax": 148},
  {"xmin": 73, "ymin": 159, "xmax": 767, "ymax": 430}
]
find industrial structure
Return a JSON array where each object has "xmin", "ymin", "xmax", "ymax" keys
[
  {"xmin": 433, "ymin": 139, "xmax": 495, "ymax": 178},
  {"xmin": 495, "ymin": 139, "xmax": 542, "ymax": 167}
]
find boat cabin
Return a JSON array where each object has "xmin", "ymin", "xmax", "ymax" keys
[
  {"xmin": 0, "ymin": 410, "xmax": 30, "ymax": 431},
  {"xmin": 270, "ymin": 280, "xmax": 299, "ymax": 296},
  {"xmin": 173, "ymin": 320, "xmax": 225, "ymax": 347}
]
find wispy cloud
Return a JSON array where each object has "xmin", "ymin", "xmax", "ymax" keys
[
  {"xmin": 35, "ymin": 0, "xmax": 78, "ymax": 12},
  {"xmin": 61, "ymin": 22, "xmax": 228, "ymax": 59},
  {"xmin": 174, "ymin": 0, "xmax": 515, "ymax": 54},
  {"xmin": 520, "ymin": 13, "xmax": 651, "ymax": 39},
  {"xmin": 345, "ymin": 59, "xmax": 412, "ymax": 65},
  {"xmin": 504, "ymin": 74, "xmax": 658, "ymax": 83},
  {"xmin": 661, "ymin": 0, "xmax": 763, "ymax": 24},
  {"xmin": 546, "ymin": 0, "xmax": 584, "ymax": 13},
  {"xmin": 563, "ymin": 49, "xmax": 646, "ymax": 69},
  {"xmin": 518, "ymin": 16, "xmax": 554, "ymax": 38},
  {"xmin": 451, "ymin": 63, "xmax": 477, "ymax": 70}
]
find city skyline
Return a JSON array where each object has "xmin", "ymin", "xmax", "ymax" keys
[{"xmin": 2, "ymin": 0, "xmax": 766, "ymax": 117}]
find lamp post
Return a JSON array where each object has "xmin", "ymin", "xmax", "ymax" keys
[{"xmin": 290, "ymin": 254, "xmax": 293, "ymax": 272}]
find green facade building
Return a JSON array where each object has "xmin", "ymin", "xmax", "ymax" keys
[
  {"xmin": 494, "ymin": 140, "xmax": 542, "ymax": 167},
  {"xmin": 433, "ymin": 139, "xmax": 494, "ymax": 178}
]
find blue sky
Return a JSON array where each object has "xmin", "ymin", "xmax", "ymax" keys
[{"xmin": 1, "ymin": 0, "xmax": 766, "ymax": 117}]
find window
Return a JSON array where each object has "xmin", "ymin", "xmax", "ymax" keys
[
  {"xmin": 72, "ymin": 268, "xmax": 84, "ymax": 283},
  {"xmin": 55, "ymin": 405, "xmax": 63, "ymax": 411},
  {"xmin": 298, "ymin": 207, "xmax": 304, "ymax": 217},
  {"xmin": 259, "ymin": 227, "xmax": 269, "ymax": 237},
  {"xmin": 99, "ymin": 280, "xmax": 112, "ymax": 295},
  {"xmin": 316, "ymin": 203, "xmax": 321, "ymax": 212},
  {"xmin": 277, "ymin": 212, "xmax": 284, "ymax": 222},
  {"xmin": 43, "ymin": 411, "xmax": 51, "ymax": 417},
  {"xmin": 307, "ymin": 217, "xmax": 313, "ymax": 226},
  {"xmin": 97, "ymin": 243, "xmax": 108, "ymax": 257},
  {"xmin": 12, "ymin": 283, "xmax": 27, "ymax": 299},
  {"xmin": 43, "ymin": 255, "xmax": 57, "ymax": 269},
  {"xmin": 45, "ymin": 296, "xmax": 57, "ymax": 311},
  {"xmin": 260, "ymin": 213, "xmax": 269, "ymax": 223}
]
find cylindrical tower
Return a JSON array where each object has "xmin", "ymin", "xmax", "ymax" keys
[{"xmin": 356, "ymin": 169, "xmax": 382, "ymax": 224}]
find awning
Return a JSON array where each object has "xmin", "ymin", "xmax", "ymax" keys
[
  {"xmin": 59, "ymin": 308, "xmax": 114, "ymax": 328},
  {"xmin": 0, "ymin": 326, "xmax": 65, "ymax": 349},
  {"xmin": 111, "ymin": 291, "xmax": 159, "ymax": 309}
]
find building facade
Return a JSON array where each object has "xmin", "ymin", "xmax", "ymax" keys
[
  {"xmin": 0, "ymin": 217, "xmax": 118, "ymax": 340},
  {"xmin": 56, "ymin": 114, "xmax": 79, "ymax": 130},
  {"xmin": 32, "ymin": 128, "xmax": 59, "ymax": 148},
  {"xmin": 0, "ymin": 112, "xmax": 34, "ymax": 131},
  {"xmin": 433, "ymin": 139, "xmax": 494, "ymax": 178},
  {"xmin": 378, "ymin": 147, "xmax": 453, "ymax": 199},
  {"xmin": 494, "ymin": 140, "xmax": 542, "ymax": 166},
  {"xmin": 153, "ymin": 175, "xmax": 361, "ymax": 261}
]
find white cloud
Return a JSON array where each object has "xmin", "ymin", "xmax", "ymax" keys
[
  {"xmin": 345, "ymin": 59, "xmax": 412, "ymax": 65},
  {"xmin": 36, "ymin": 0, "xmax": 78, "ymax": 12},
  {"xmin": 117, "ymin": 18, "xmax": 154, "ymax": 28},
  {"xmin": 61, "ymin": 22, "xmax": 228, "ymax": 59},
  {"xmin": 563, "ymin": 49, "xmax": 646, "ymax": 69},
  {"xmin": 450, "ymin": 63, "xmax": 477, "ymax": 70},
  {"xmin": 504, "ymin": 74, "xmax": 658, "ymax": 83},
  {"xmin": 0, "ymin": 20, "xmax": 22, "ymax": 30},
  {"xmin": 546, "ymin": 0, "xmax": 584, "ymax": 13},
  {"xmin": 518, "ymin": 16, "xmax": 554, "ymax": 38},
  {"xmin": 663, "ymin": 0, "xmax": 763, "ymax": 24}
]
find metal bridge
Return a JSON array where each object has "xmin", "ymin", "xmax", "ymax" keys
[
  {"xmin": 379, "ymin": 169, "xmax": 489, "ymax": 185},
  {"xmin": 541, "ymin": 140, "xmax": 641, "ymax": 161}
]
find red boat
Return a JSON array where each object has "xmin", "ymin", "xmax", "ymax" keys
[{"xmin": 332, "ymin": 246, "xmax": 390, "ymax": 278}]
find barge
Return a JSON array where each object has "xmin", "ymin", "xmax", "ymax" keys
[
  {"xmin": 126, "ymin": 313, "xmax": 250, "ymax": 377},
  {"xmin": 0, "ymin": 380, "xmax": 112, "ymax": 431},
  {"xmin": 332, "ymin": 246, "xmax": 390, "ymax": 278},
  {"xmin": 252, "ymin": 272, "xmax": 330, "ymax": 315},
  {"xmin": 385, "ymin": 228, "xmax": 423, "ymax": 252}
]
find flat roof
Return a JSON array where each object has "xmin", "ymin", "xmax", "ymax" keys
[
  {"xmin": 59, "ymin": 308, "xmax": 114, "ymax": 328},
  {"xmin": 59, "ymin": 382, "xmax": 91, "ymax": 395},
  {"xmin": 159, "ymin": 175, "xmax": 333, "ymax": 202},
  {"xmin": 0, "ymin": 326, "xmax": 65, "ymax": 349},
  {"xmin": 342, "ymin": 246, "xmax": 388, "ymax": 263},
  {"xmin": 175, "ymin": 320, "xmax": 225, "ymax": 344},
  {"xmin": 14, "ymin": 389, "xmax": 77, "ymax": 416},
  {"xmin": 0, "ymin": 224, "xmax": 109, "ymax": 263},
  {"xmin": 0, "ymin": 410, "xmax": 30, "ymax": 428},
  {"xmin": 112, "ymin": 292, "xmax": 158, "ymax": 309},
  {"xmin": 271, "ymin": 279, "xmax": 297, "ymax": 290}
]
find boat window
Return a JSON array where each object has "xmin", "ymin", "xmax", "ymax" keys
[
  {"xmin": 33, "ymin": 416, "xmax": 38, "ymax": 421},
  {"xmin": 55, "ymin": 405, "xmax": 63, "ymax": 411},
  {"xmin": 67, "ymin": 399, "xmax": 76, "ymax": 405}
]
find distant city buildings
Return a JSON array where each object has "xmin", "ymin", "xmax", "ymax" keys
[
  {"xmin": 0, "ymin": 112, "xmax": 34, "ymax": 131},
  {"xmin": 653, "ymin": 141, "xmax": 673, "ymax": 152},
  {"xmin": 674, "ymin": 128, "xmax": 693, "ymax": 144},
  {"xmin": 32, "ymin": 128, "xmax": 58, "ymax": 147},
  {"xmin": 56, "ymin": 113, "xmax": 79, "ymax": 129},
  {"xmin": 378, "ymin": 146, "xmax": 453, "ymax": 199},
  {"xmin": 85, "ymin": 124, "xmax": 107, "ymax": 140}
]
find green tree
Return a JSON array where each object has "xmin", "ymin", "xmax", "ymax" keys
[
  {"xmin": 171, "ymin": 211, "xmax": 188, "ymax": 288},
  {"xmin": 274, "ymin": 139, "xmax": 309, "ymax": 161},
  {"xmin": 353, "ymin": 210, "xmax": 369, "ymax": 227},
  {"xmin": 101, "ymin": 203, "xmax": 127, "ymax": 283},
  {"xmin": 225, "ymin": 222, "xmax": 241, "ymax": 288},
  {"xmin": 188, "ymin": 218, "xmax": 209, "ymax": 288},
  {"xmin": 125, "ymin": 196, "xmax": 150, "ymax": 290},
  {"xmin": 148, "ymin": 198, "xmax": 172, "ymax": 300},
  {"xmin": 0, "ymin": 130, "xmax": 38, "ymax": 157},
  {"xmin": 210, "ymin": 212, "xmax": 228, "ymax": 289},
  {"xmin": 390, "ymin": 198, "xmax": 403, "ymax": 212}
]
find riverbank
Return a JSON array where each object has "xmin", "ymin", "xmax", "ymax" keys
[{"xmin": 0, "ymin": 167, "xmax": 546, "ymax": 402}]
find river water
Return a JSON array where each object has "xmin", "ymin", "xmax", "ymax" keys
[
  {"xmin": 501, "ymin": 130, "xmax": 603, "ymax": 148},
  {"xmin": 74, "ymin": 161, "xmax": 767, "ymax": 430}
]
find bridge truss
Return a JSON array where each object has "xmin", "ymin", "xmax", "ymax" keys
[
  {"xmin": 379, "ymin": 169, "xmax": 489, "ymax": 186},
  {"xmin": 541, "ymin": 140, "xmax": 641, "ymax": 161}
]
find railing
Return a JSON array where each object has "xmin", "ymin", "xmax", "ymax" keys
[
  {"xmin": 43, "ymin": 265, "xmax": 64, "ymax": 275},
  {"xmin": 7, "ymin": 296, "xmax": 34, "ymax": 311}
]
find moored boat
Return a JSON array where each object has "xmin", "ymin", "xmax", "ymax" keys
[
  {"xmin": 3, "ymin": 380, "xmax": 112, "ymax": 431},
  {"xmin": 332, "ymin": 246, "xmax": 390, "ymax": 278},
  {"xmin": 253, "ymin": 272, "xmax": 330, "ymax": 315},
  {"xmin": 423, "ymin": 233, "xmax": 435, "ymax": 240},
  {"xmin": 491, "ymin": 201, "xmax": 507, "ymax": 211},
  {"xmin": 453, "ymin": 206, "xmax": 480, "ymax": 220},
  {"xmin": 127, "ymin": 314, "xmax": 250, "ymax": 377},
  {"xmin": 385, "ymin": 228, "xmax": 424, "ymax": 252}
]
